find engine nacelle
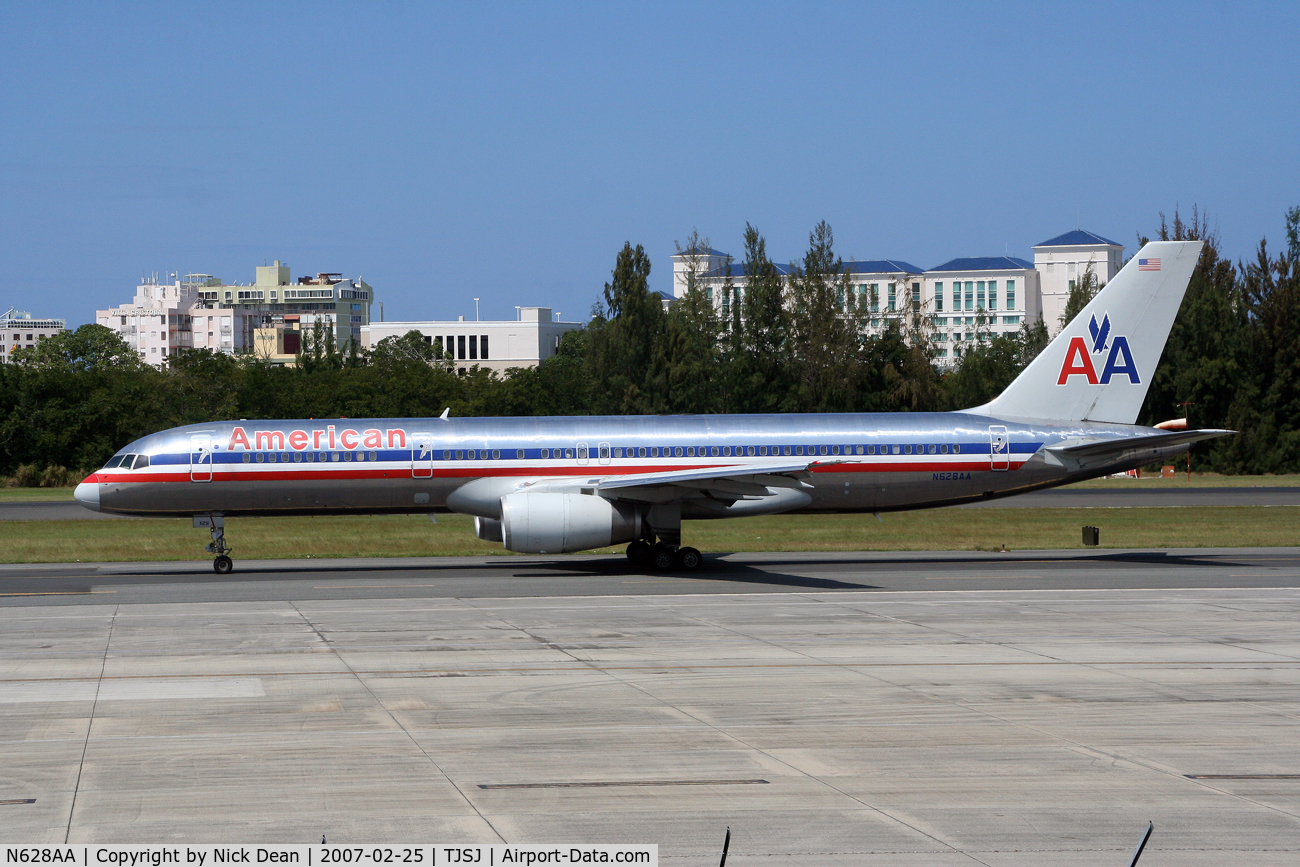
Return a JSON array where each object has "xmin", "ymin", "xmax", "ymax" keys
[
  {"xmin": 474, "ymin": 516, "xmax": 504, "ymax": 542},
  {"xmin": 498, "ymin": 492, "xmax": 642, "ymax": 554}
]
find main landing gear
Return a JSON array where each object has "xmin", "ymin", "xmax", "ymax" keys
[
  {"xmin": 196, "ymin": 515, "xmax": 234, "ymax": 574},
  {"xmin": 625, "ymin": 504, "xmax": 702, "ymax": 572},
  {"xmin": 626, "ymin": 539, "xmax": 704, "ymax": 572}
]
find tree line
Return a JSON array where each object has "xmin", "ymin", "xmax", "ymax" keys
[{"xmin": 2, "ymin": 208, "xmax": 1297, "ymax": 482}]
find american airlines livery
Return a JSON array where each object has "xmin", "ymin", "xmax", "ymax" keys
[{"xmin": 75, "ymin": 240, "xmax": 1230, "ymax": 574}]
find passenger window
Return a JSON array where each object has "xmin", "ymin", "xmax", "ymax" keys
[
  {"xmin": 493, "ymin": 449, "xmax": 501, "ymax": 460},
  {"xmin": 856, "ymin": 445, "xmax": 864, "ymax": 455},
  {"xmin": 343, "ymin": 451, "xmax": 353, "ymax": 462},
  {"xmin": 929, "ymin": 444, "xmax": 937, "ymax": 454},
  {"xmin": 892, "ymin": 445, "xmax": 901, "ymax": 455},
  {"xmin": 783, "ymin": 446, "xmax": 792, "ymax": 456},
  {"xmin": 649, "ymin": 447, "xmax": 658, "ymax": 457},
  {"xmin": 708, "ymin": 446, "xmax": 718, "ymax": 456},
  {"xmin": 540, "ymin": 448, "xmax": 549, "ymax": 459},
  {"xmin": 455, "ymin": 450, "xmax": 464, "ymax": 460},
  {"xmin": 940, "ymin": 444, "xmax": 948, "ymax": 454},
  {"xmin": 242, "ymin": 453, "xmax": 251, "ymax": 463},
  {"xmin": 370, "ymin": 451, "xmax": 378, "ymax": 461},
  {"xmin": 867, "ymin": 445, "xmax": 876, "ymax": 455},
  {"xmin": 747, "ymin": 446, "xmax": 756, "ymax": 456},
  {"xmin": 601, "ymin": 447, "xmax": 611, "ymax": 459},
  {"xmin": 566, "ymin": 448, "xmax": 575, "ymax": 459},
  {"xmin": 722, "ymin": 446, "xmax": 731, "ymax": 456},
  {"xmin": 831, "ymin": 446, "xmax": 840, "ymax": 455},
  {"xmin": 614, "ymin": 448, "xmax": 623, "ymax": 458},
  {"xmin": 517, "ymin": 449, "xmax": 525, "ymax": 459},
  {"xmin": 954, "ymin": 444, "xmax": 961, "ymax": 454},
  {"xmin": 634, "ymin": 447, "xmax": 643, "ymax": 457},
  {"xmin": 294, "ymin": 452, "xmax": 302, "ymax": 462},
  {"xmin": 304, "ymin": 452, "xmax": 314, "ymax": 462},
  {"xmin": 904, "ymin": 445, "xmax": 912, "ymax": 455},
  {"xmin": 577, "ymin": 447, "xmax": 587, "ymax": 459},
  {"xmin": 819, "ymin": 446, "xmax": 828, "ymax": 456},
  {"xmin": 795, "ymin": 446, "xmax": 804, "ymax": 456}
]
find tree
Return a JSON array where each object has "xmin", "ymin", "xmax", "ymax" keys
[
  {"xmin": 586, "ymin": 242, "xmax": 663, "ymax": 414},
  {"xmin": 786, "ymin": 221, "xmax": 864, "ymax": 411},
  {"xmin": 727, "ymin": 224, "xmax": 792, "ymax": 413}
]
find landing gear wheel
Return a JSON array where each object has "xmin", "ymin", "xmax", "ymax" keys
[
  {"xmin": 213, "ymin": 555, "xmax": 233, "ymax": 575},
  {"xmin": 675, "ymin": 546, "xmax": 703, "ymax": 572},
  {"xmin": 626, "ymin": 540, "xmax": 653, "ymax": 565},
  {"xmin": 651, "ymin": 546, "xmax": 676, "ymax": 572}
]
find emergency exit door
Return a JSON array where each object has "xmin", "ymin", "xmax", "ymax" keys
[
  {"xmin": 989, "ymin": 425, "xmax": 1009, "ymax": 471},
  {"xmin": 412, "ymin": 433, "xmax": 434, "ymax": 478},
  {"xmin": 190, "ymin": 434, "xmax": 213, "ymax": 482}
]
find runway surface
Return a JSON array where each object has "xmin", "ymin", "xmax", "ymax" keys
[
  {"xmin": 4, "ymin": 485, "xmax": 1300, "ymax": 520},
  {"xmin": 1, "ymin": 547, "xmax": 1299, "ymax": 606},
  {"xmin": 1, "ymin": 570, "xmax": 1298, "ymax": 863}
]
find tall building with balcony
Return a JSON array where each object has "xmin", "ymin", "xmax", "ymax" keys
[{"xmin": 96, "ymin": 261, "xmax": 374, "ymax": 367}]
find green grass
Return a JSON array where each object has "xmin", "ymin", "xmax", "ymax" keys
[
  {"xmin": 0, "ymin": 486, "xmax": 78, "ymax": 502},
  {"xmin": 1, "ymin": 507, "xmax": 1296, "ymax": 564},
  {"xmin": 1073, "ymin": 473, "xmax": 1300, "ymax": 488}
]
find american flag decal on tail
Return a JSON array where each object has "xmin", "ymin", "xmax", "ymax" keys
[{"xmin": 1138, "ymin": 257, "xmax": 1161, "ymax": 271}]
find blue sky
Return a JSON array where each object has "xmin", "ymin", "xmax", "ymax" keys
[{"xmin": 3, "ymin": 1, "xmax": 1297, "ymax": 325}]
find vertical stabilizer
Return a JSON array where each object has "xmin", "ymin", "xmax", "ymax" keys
[{"xmin": 975, "ymin": 240, "xmax": 1202, "ymax": 424}]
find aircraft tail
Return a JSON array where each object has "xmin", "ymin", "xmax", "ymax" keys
[{"xmin": 975, "ymin": 240, "xmax": 1203, "ymax": 424}]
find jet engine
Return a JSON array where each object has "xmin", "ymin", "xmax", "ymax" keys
[{"xmin": 497, "ymin": 492, "xmax": 642, "ymax": 554}]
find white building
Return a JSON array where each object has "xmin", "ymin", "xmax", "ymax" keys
[
  {"xmin": 362, "ymin": 307, "xmax": 582, "ymax": 374},
  {"xmin": 0, "ymin": 308, "xmax": 66, "ymax": 364},
  {"xmin": 1033, "ymin": 230, "xmax": 1124, "ymax": 331},
  {"xmin": 671, "ymin": 228, "xmax": 1118, "ymax": 362},
  {"xmin": 923, "ymin": 257, "xmax": 1040, "ymax": 360}
]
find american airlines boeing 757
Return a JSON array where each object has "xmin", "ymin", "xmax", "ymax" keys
[{"xmin": 75, "ymin": 240, "xmax": 1230, "ymax": 574}]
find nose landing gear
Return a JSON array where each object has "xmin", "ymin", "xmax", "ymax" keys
[{"xmin": 195, "ymin": 515, "xmax": 233, "ymax": 574}]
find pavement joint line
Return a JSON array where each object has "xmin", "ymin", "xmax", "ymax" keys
[
  {"xmin": 63, "ymin": 603, "xmax": 116, "ymax": 844},
  {"xmin": 609, "ymin": 599, "xmax": 994, "ymax": 864},
  {"xmin": 3, "ymin": 658, "xmax": 1297, "ymax": 685},
  {"xmin": 287, "ymin": 599, "xmax": 508, "ymax": 843}
]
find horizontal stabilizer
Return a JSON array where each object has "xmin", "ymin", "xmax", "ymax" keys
[{"xmin": 1047, "ymin": 428, "xmax": 1234, "ymax": 459}]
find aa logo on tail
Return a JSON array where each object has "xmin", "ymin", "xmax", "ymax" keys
[{"xmin": 1056, "ymin": 313, "xmax": 1140, "ymax": 385}]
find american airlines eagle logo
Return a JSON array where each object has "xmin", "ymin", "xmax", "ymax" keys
[{"xmin": 1056, "ymin": 313, "xmax": 1140, "ymax": 385}]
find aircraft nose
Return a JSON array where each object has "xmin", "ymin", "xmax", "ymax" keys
[{"xmin": 73, "ymin": 480, "xmax": 100, "ymax": 512}]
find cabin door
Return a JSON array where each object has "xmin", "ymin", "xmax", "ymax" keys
[
  {"xmin": 190, "ymin": 434, "xmax": 213, "ymax": 483},
  {"xmin": 412, "ymin": 433, "xmax": 434, "ymax": 478},
  {"xmin": 989, "ymin": 425, "xmax": 1009, "ymax": 471}
]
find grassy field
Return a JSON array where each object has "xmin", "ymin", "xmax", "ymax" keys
[{"xmin": 1, "ymin": 506, "xmax": 1297, "ymax": 564}]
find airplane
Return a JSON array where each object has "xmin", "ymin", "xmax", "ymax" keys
[{"xmin": 74, "ymin": 240, "xmax": 1231, "ymax": 575}]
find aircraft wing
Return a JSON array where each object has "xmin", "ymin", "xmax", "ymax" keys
[
  {"xmin": 594, "ymin": 460, "xmax": 838, "ymax": 502},
  {"xmin": 1046, "ymin": 429, "xmax": 1234, "ymax": 460}
]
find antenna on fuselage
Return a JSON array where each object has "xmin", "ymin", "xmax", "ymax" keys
[{"xmin": 439, "ymin": 407, "xmax": 450, "ymax": 420}]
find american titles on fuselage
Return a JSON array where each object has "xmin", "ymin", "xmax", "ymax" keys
[{"xmin": 220, "ymin": 425, "xmax": 974, "ymax": 462}]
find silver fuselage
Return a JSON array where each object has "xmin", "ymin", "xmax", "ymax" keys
[{"xmin": 78, "ymin": 412, "xmax": 1190, "ymax": 519}]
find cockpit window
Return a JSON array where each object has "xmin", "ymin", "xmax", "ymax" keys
[
  {"xmin": 103, "ymin": 455, "xmax": 126, "ymax": 469},
  {"xmin": 131, "ymin": 455, "xmax": 150, "ymax": 470}
]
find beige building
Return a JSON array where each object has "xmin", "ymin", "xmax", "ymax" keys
[{"xmin": 1033, "ymin": 230, "xmax": 1124, "ymax": 331}]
